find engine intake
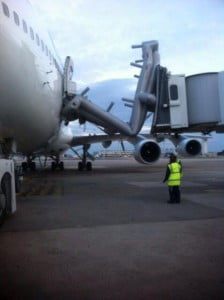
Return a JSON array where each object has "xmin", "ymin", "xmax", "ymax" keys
[
  {"xmin": 176, "ymin": 138, "xmax": 202, "ymax": 156},
  {"xmin": 134, "ymin": 139, "xmax": 161, "ymax": 164}
]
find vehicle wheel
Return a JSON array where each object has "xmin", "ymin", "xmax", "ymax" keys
[
  {"xmin": 78, "ymin": 162, "xmax": 84, "ymax": 171},
  {"xmin": 14, "ymin": 167, "xmax": 23, "ymax": 193},
  {"xmin": 0, "ymin": 193, "xmax": 6, "ymax": 226},
  {"xmin": 15, "ymin": 174, "xmax": 22, "ymax": 193},
  {"xmin": 86, "ymin": 161, "xmax": 92, "ymax": 171},
  {"xmin": 0, "ymin": 174, "xmax": 11, "ymax": 226},
  {"xmin": 59, "ymin": 161, "xmax": 64, "ymax": 171}
]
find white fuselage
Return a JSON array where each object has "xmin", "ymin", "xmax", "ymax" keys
[{"xmin": 0, "ymin": 0, "xmax": 63, "ymax": 154}]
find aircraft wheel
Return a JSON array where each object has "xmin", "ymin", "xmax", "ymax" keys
[
  {"xmin": 30, "ymin": 162, "xmax": 36, "ymax": 171},
  {"xmin": 86, "ymin": 161, "xmax": 92, "ymax": 171},
  {"xmin": 78, "ymin": 162, "xmax": 84, "ymax": 171},
  {"xmin": 51, "ymin": 162, "xmax": 56, "ymax": 171},
  {"xmin": 59, "ymin": 161, "xmax": 64, "ymax": 171},
  {"xmin": 22, "ymin": 162, "xmax": 28, "ymax": 172}
]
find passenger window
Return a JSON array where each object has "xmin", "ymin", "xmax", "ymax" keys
[
  {"xmin": 22, "ymin": 20, "xmax": 28, "ymax": 33},
  {"xmin": 36, "ymin": 33, "xmax": 40, "ymax": 46},
  {"xmin": 41, "ymin": 40, "xmax": 44, "ymax": 52},
  {"xmin": 13, "ymin": 11, "xmax": 20, "ymax": 26},
  {"xmin": 53, "ymin": 58, "xmax": 57, "ymax": 68},
  {"xmin": 30, "ymin": 27, "xmax": 34, "ymax": 40},
  {"xmin": 45, "ymin": 45, "xmax": 48, "ymax": 56},
  {"xmin": 2, "ymin": 2, "xmax": 10, "ymax": 17}
]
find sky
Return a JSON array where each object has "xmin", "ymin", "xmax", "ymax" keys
[{"xmin": 30, "ymin": 0, "xmax": 224, "ymax": 85}]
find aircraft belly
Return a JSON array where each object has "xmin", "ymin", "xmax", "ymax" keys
[{"xmin": 0, "ymin": 24, "xmax": 63, "ymax": 153}]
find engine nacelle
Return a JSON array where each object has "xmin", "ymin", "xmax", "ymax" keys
[
  {"xmin": 134, "ymin": 139, "xmax": 161, "ymax": 164},
  {"xmin": 176, "ymin": 138, "xmax": 202, "ymax": 156},
  {"xmin": 102, "ymin": 140, "xmax": 112, "ymax": 149}
]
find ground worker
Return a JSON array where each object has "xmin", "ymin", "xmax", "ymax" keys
[{"xmin": 163, "ymin": 153, "xmax": 182, "ymax": 203}]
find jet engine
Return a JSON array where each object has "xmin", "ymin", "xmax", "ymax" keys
[
  {"xmin": 134, "ymin": 139, "xmax": 161, "ymax": 164},
  {"xmin": 102, "ymin": 140, "xmax": 112, "ymax": 149},
  {"xmin": 176, "ymin": 138, "xmax": 202, "ymax": 156}
]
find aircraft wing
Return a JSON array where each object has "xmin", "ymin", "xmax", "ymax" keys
[{"xmin": 69, "ymin": 133, "xmax": 126, "ymax": 147}]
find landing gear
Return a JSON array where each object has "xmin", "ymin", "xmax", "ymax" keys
[
  {"xmin": 77, "ymin": 145, "xmax": 93, "ymax": 171},
  {"xmin": 51, "ymin": 161, "xmax": 56, "ymax": 171},
  {"xmin": 60, "ymin": 161, "xmax": 64, "ymax": 170},
  {"xmin": 21, "ymin": 162, "xmax": 28, "ymax": 172},
  {"xmin": 78, "ymin": 162, "xmax": 83, "ymax": 171},
  {"xmin": 78, "ymin": 161, "xmax": 92, "ymax": 171},
  {"xmin": 51, "ymin": 157, "xmax": 64, "ymax": 171},
  {"xmin": 86, "ymin": 161, "xmax": 92, "ymax": 171},
  {"xmin": 21, "ymin": 156, "xmax": 36, "ymax": 172}
]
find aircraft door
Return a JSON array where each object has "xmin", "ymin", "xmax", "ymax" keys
[
  {"xmin": 63, "ymin": 56, "xmax": 77, "ymax": 98},
  {"xmin": 168, "ymin": 75, "xmax": 189, "ymax": 129}
]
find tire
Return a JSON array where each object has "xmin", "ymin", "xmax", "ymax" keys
[
  {"xmin": 78, "ymin": 162, "xmax": 84, "ymax": 171},
  {"xmin": 86, "ymin": 161, "xmax": 92, "ymax": 171},
  {"xmin": 51, "ymin": 162, "xmax": 56, "ymax": 171},
  {"xmin": 22, "ymin": 162, "xmax": 28, "ymax": 172},
  {"xmin": 15, "ymin": 167, "xmax": 22, "ymax": 193},
  {"xmin": 0, "ymin": 174, "xmax": 11, "ymax": 226},
  {"xmin": 59, "ymin": 161, "xmax": 64, "ymax": 171},
  {"xmin": 0, "ymin": 193, "xmax": 6, "ymax": 226},
  {"xmin": 30, "ymin": 162, "xmax": 36, "ymax": 171},
  {"xmin": 15, "ymin": 174, "xmax": 22, "ymax": 193}
]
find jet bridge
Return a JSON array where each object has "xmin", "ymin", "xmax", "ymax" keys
[
  {"xmin": 62, "ymin": 40, "xmax": 224, "ymax": 136},
  {"xmin": 151, "ymin": 70, "xmax": 224, "ymax": 134}
]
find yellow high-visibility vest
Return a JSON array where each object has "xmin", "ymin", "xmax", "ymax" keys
[{"xmin": 167, "ymin": 162, "xmax": 181, "ymax": 186}]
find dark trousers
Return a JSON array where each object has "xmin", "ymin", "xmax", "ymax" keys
[{"xmin": 168, "ymin": 186, "xmax": 181, "ymax": 203}]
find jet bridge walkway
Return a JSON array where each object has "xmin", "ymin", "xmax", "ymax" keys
[
  {"xmin": 151, "ymin": 69, "xmax": 224, "ymax": 134},
  {"xmin": 62, "ymin": 40, "xmax": 224, "ymax": 136}
]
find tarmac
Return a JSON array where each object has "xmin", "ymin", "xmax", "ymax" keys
[{"xmin": 0, "ymin": 157, "xmax": 224, "ymax": 300}]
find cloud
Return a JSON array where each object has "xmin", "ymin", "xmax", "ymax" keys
[{"xmin": 30, "ymin": 0, "xmax": 224, "ymax": 83}]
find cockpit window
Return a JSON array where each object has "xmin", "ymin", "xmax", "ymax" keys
[
  {"xmin": 30, "ymin": 27, "xmax": 34, "ymax": 40},
  {"xmin": 13, "ymin": 11, "xmax": 20, "ymax": 26},
  {"xmin": 2, "ymin": 2, "xmax": 10, "ymax": 17},
  {"xmin": 22, "ymin": 20, "xmax": 28, "ymax": 33}
]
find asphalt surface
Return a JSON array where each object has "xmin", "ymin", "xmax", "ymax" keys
[{"xmin": 0, "ymin": 157, "xmax": 224, "ymax": 299}]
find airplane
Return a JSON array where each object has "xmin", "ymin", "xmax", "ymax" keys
[
  {"xmin": 1, "ymin": 0, "xmax": 213, "ymax": 226},
  {"xmin": 0, "ymin": 0, "xmax": 204, "ymax": 176}
]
